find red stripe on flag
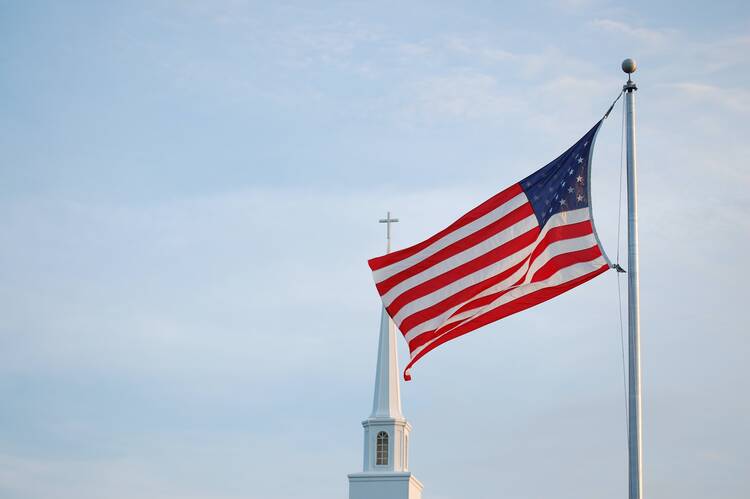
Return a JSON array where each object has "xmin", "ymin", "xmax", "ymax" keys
[
  {"xmin": 376, "ymin": 202, "xmax": 535, "ymax": 296},
  {"xmin": 368, "ymin": 183, "xmax": 524, "ymax": 271},
  {"xmin": 398, "ymin": 255, "xmax": 532, "ymax": 335},
  {"xmin": 412, "ymin": 246, "xmax": 604, "ymax": 350},
  {"xmin": 530, "ymin": 245, "xmax": 602, "ymax": 283},
  {"xmin": 402, "ymin": 263, "xmax": 609, "ymax": 380},
  {"xmin": 433, "ymin": 222, "xmax": 596, "ymax": 320},
  {"xmin": 527, "ymin": 220, "xmax": 593, "ymax": 264},
  {"xmin": 386, "ymin": 225, "xmax": 539, "ymax": 316}
]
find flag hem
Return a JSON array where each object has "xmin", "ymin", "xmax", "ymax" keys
[{"xmin": 586, "ymin": 119, "xmax": 613, "ymax": 268}]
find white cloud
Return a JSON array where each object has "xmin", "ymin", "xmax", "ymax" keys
[
  {"xmin": 443, "ymin": 35, "xmax": 515, "ymax": 62},
  {"xmin": 591, "ymin": 18, "xmax": 675, "ymax": 48},
  {"xmin": 550, "ymin": 0, "xmax": 600, "ymax": 9},
  {"xmin": 672, "ymin": 82, "xmax": 750, "ymax": 113},
  {"xmin": 697, "ymin": 35, "xmax": 750, "ymax": 73},
  {"xmin": 404, "ymin": 71, "xmax": 521, "ymax": 121}
]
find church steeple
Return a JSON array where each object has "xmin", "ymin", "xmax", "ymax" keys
[
  {"xmin": 370, "ymin": 306, "xmax": 404, "ymax": 419},
  {"xmin": 348, "ymin": 213, "xmax": 423, "ymax": 499}
]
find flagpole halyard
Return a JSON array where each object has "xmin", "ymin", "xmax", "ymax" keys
[{"xmin": 622, "ymin": 57, "xmax": 644, "ymax": 499}]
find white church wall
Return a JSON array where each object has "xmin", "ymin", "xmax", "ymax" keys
[{"xmin": 348, "ymin": 472, "xmax": 423, "ymax": 499}]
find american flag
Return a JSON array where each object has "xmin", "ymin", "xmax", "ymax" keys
[{"xmin": 368, "ymin": 121, "xmax": 612, "ymax": 380}]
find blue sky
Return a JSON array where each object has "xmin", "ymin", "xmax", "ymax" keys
[{"xmin": 1, "ymin": 1, "xmax": 748, "ymax": 498}]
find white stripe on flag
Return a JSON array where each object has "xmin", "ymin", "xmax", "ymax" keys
[
  {"xmin": 383, "ymin": 213, "xmax": 538, "ymax": 308},
  {"xmin": 400, "ymin": 209, "xmax": 596, "ymax": 341},
  {"xmin": 409, "ymin": 256, "xmax": 608, "ymax": 358},
  {"xmin": 394, "ymin": 238, "xmax": 535, "ymax": 327},
  {"xmin": 372, "ymin": 192, "xmax": 529, "ymax": 283}
]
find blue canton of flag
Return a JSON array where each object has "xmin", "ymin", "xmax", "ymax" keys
[{"xmin": 522, "ymin": 122, "xmax": 599, "ymax": 228}]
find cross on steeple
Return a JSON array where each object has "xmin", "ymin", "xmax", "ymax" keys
[{"xmin": 379, "ymin": 211, "xmax": 399, "ymax": 253}]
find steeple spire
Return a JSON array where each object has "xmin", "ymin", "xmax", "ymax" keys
[
  {"xmin": 349, "ymin": 211, "xmax": 422, "ymax": 498},
  {"xmin": 370, "ymin": 306, "xmax": 404, "ymax": 419},
  {"xmin": 371, "ymin": 211, "xmax": 403, "ymax": 419}
]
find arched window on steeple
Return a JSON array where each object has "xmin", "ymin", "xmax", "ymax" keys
[{"xmin": 376, "ymin": 431, "xmax": 389, "ymax": 465}]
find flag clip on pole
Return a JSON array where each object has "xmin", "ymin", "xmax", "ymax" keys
[{"xmin": 622, "ymin": 57, "xmax": 643, "ymax": 499}]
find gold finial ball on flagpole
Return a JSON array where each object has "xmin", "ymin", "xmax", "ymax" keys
[{"xmin": 622, "ymin": 58, "xmax": 637, "ymax": 74}]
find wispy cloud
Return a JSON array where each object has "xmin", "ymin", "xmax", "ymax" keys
[
  {"xmin": 591, "ymin": 18, "xmax": 676, "ymax": 47},
  {"xmin": 443, "ymin": 35, "xmax": 516, "ymax": 62},
  {"xmin": 550, "ymin": 0, "xmax": 600, "ymax": 9},
  {"xmin": 694, "ymin": 35, "xmax": 750, "ymax": 73},
  {"xmin": 404, "ymin": 71, "xmax": 521, "ymax": 121},
  {"xmin": 672, "ymin": 82, "xmax": 750, "ymax": 113}
]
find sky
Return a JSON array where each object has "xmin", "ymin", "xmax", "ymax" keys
[{"xmin": 1, "ymin": 1, "xmax": 749, "ymax": 498}]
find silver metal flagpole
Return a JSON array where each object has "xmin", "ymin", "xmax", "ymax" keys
[{"xmin": 622, "ymin": 58, "xmax": 643, "ymax": 499}]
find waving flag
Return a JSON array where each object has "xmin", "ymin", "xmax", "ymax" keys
[{"xmin": 368, "ymin": 121, "xmax": 612, "ymax": 380}]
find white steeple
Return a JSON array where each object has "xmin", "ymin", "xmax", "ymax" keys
[
  {"xmin": 348, "ymin": 213, "xmax": 423, "ymax": 499},
  {"xmin": 370, "ymin": 307, "xmax": 404, "ymax": 419}
]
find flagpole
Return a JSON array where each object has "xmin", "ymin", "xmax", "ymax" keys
[{"xmin": 622, "ymin": 58, "xmax": 643, "ymax": 499}]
